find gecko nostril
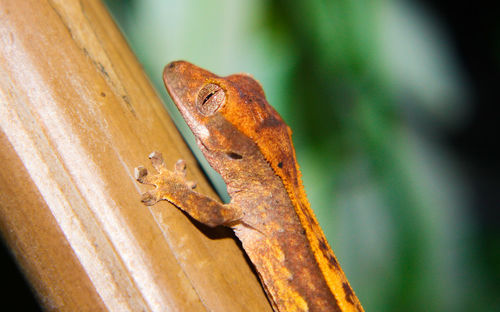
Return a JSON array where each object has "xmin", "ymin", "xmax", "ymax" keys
[{"xmin": 226, "ymin": 152, "xmax": 243, "ymax": 160}]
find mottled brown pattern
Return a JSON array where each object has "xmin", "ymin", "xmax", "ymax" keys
[
  {"xmin": 136, "ymin": 61, "xmax": 364, "ymax": 312},
  {"xmin": 318, "ymin": 237, "xmax": 340, "ymax": 270},
  {"xmin": 343, "ymin": 283, "xmax": 355, "ymax": 305}
]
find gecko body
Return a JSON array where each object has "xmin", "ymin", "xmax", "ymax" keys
[{"xmin": 136, "ymin": 61, "xmax": 363, "ymax": 312}]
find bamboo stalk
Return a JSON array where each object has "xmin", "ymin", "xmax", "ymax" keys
[{"xmin": 0, "ymin": 0, "xmax": 271, "ymax": 311}]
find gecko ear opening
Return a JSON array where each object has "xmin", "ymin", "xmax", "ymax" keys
[
  {"xmin": 197, "ymin": 83, "xmax": 226, "ymax": 116},
  {"xmin": 225, "ymin": 152, "xmax": 243, "ymax": 160}
]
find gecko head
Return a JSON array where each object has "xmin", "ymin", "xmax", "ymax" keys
[
  {"xmin": 164, "ymin": 61, "xmax": 296, "ymax": 186},
  {"xmin": 163, "ymin": 61, "xmax": 265, "ymax": 167}
]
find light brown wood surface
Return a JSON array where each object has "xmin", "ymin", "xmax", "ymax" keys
[{"xmin": 0, "ymin": 0, "xmax": 271, "ymax": 311}]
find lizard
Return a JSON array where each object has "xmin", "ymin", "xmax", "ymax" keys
[{"xmin": 135, "ymin": 61, "xmax": 364, "ymax": 312}]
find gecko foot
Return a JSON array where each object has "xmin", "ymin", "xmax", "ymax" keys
[{"xmin": 135, "ymin": 152, "xmax": 196, "ymax": 206}]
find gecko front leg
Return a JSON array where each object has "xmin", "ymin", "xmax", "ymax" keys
[{"xmin": 135, "ymin": 152, "xmax": 242, "ymax": 227}]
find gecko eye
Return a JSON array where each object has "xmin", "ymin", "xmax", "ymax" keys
[{"xmin": 196, "ymin": 83, "xmax": 225, "ymax": 116}]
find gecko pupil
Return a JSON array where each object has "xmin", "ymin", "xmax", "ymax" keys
[{"xmin": 203, "ymin": 92, "xmax": 215, "ymax": 104}]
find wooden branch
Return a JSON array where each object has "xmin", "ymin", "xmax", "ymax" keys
[{"xmin": 0, "ymin": 0, "xmax": 271, "ymax": 311}]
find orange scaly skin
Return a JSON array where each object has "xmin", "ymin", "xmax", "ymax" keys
[{"xmin": 136, "ymin": 61, "xmax": 364, "ymax": 311}]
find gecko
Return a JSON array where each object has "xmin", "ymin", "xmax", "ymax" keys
[{"xmin": 135, "ymin": 61, "xmax": 364, "ymax": 312}]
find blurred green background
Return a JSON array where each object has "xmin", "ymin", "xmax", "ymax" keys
[{"xmin": 102, "ymin": 0, "xmax": 499, "ymax": 311}]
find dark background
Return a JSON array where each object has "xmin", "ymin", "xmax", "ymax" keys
[{"xmin": 425, "ymin": 1, "xmax": 499, "ymax": 308}]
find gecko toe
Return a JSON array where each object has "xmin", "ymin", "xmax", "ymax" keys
[
  {"xmin": 174, "ymin": 159, "xmax": 187, "ymax": 176},
  {"xmin": 141, "ymin": 191, "xmax": 159, "ymax": 206},
  {"xmin": 174, "ymin": 160, "xmax": 195, "ymax": 188},
  {"xmin": 149, "ymin": 151, "xmax": 166, "ymax": 171},
  {"xmin": 135, "ymin": 166, "xmax": 157, "ymax": 185},
  {"xmin": 135, "ymin": 166, "xmax": 148, "ymax": 182},
  {"xmin": 186, "ymin": 181, "xmax": 197, "ymax": 189}
]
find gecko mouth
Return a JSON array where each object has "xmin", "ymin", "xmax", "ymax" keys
[{"xmin": 196, "ymin": 138, "xmax": 209, "ymax": 152}]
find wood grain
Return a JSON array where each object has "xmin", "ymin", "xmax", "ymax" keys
[{"xmin": 0, "ymin": 0, "xmax": 271, "ymax": 311}]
